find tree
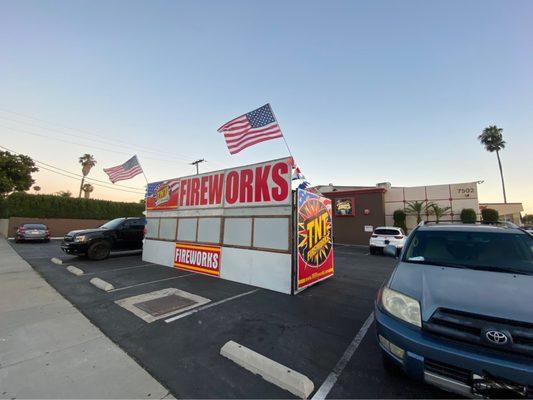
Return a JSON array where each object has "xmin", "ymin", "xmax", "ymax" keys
[
  {"xmin": 0, "ymin": 151, "xmax": 38, "ymax": 197},
  {"xmin": 478, "ymin": 125, "xmax": 507, "ymax": 203},
  {"xmin": 523, "ymin": 214, "xmax": 533, "ymax": 225},
  {"xmin": 460, "ymin": 208, "xmax": 477, "ymax": 224},
  {"xmin": 393, "ymin": 209, "xmax": 407, "ymax": 233},
  {"xmin": 82, "ymin": 183, "xmax": 94, "ymax": 199},
  {"xmin": 481, "ymin": 208, "xmax": 499, "ymax": 224},
  {"xmin": 78, "ymin": 154, "xmax": 97, "ymax": 198},
  {"xmin": 405, "ymin": 200, "xmax": 428, "ymax": 224},
  {"xmin": 427, "ymin": 202, "xmax": 451, "ymax": 223},
  {"xmin": 33, "ymin": 186, "xmax": 41, "ymax": 192},
  {"xmin": 56, "ymin": 190, "xmax": 72, "ymax": 198}
]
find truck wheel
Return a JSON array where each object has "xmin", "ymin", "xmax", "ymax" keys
[{"xmin": 87, "ymin": 241, "xmax": 111, "ymax": 260}]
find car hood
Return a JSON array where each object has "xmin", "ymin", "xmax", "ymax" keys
[
  {"xmin": 389, "ymin": 262, "xmax": 533, "ymax": 324},
  {"xmin": 66, "ymin": 228, "xmax": 105, "ymax": 236}
]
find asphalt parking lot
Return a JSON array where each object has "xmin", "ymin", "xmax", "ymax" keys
[{"xmin": 10, "ymin": 240, "xmax": 451, "ymax": 399}]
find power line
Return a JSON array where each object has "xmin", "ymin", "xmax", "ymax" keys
[
  {"xmin": 190, "ymin": 158, "xmax": 205, "ymax": 174},
  {"xmin": 0, "ymin": 124, "xmax": 189, "ymax": 166},
  {"xmin": 0, "ymin": 114, "xmax": 195, "ymax": 163},
  {"xmin": 0, "ymin": 145, "xmax": 146, "ymax": 195},
  {"xmin": 0, "ymin": 107, "xmax": 229, "ymax": 167}
]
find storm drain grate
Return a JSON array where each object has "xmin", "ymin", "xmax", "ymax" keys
[
  {"xmin": 115, "ymin": 288, "xmax": 211, "ymax": 323},
  {"xmin": 133, "ymin": 294, "xmax": 197, "ymax": 317}
]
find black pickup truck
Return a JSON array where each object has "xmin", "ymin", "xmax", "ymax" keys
[{"xmin": 61, "ymin": 217, "xmax": 146, "ymax": 260}]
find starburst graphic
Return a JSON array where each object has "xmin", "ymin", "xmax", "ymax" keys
[{"xmin": 298, "ymin": 197, "xmax": 332, "ymax": 267}]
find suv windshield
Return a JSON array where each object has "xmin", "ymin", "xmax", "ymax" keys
[
  {"xmin": 403, "ymin": 229, "xmax": 533, "ymax": 275},
  {"xmin": 100, "ymin": 218, "xmax": 125, "ymax": 230}
]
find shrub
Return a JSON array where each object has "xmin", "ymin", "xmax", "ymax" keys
[
  {"xmin": 460, "ymin": 208, "xmax": 477, "ymax": 224},
  {"xmin": 0, "ymin": 192, "xmax": 144, "ymax": 219},
  {"xmin": 481, "ymin": 208, "xmax": 499, "ymax": 224},
  {"xmin": 393, "ymin": 209, "xmax": 408, "ymax": 233}
]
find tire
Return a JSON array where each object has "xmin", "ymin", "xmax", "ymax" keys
[
  {"xmin": 396, "ymin": 248, "xmax": 402, "ymax": 257},
  {"xmin": 87, "ymin": 241, "xmax": 111, "ymax": 261}
]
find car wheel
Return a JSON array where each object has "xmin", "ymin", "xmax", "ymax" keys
[
  {"xmin": 381, "ymin": 352, "xmax": 403, "ymax": 376},
  {"xmin": 396, "ymin": 248, "xmax": 402, "ymax": 257},
  {"xmin": 87, "ymin": 241, "xmax": 111, "ymax": 261},
  {"xmin": 369, "ymin": 247, "xmax": 374, "ymax": 255}
]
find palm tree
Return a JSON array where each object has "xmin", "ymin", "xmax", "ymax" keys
[
  {"xmin": 82, "ymin": 183, "xmax": 94, "ymax": 199},
  {"xmin": 428, "ymin": 203, "xmax": 451, "ymax": 223},
  {"xmin": 478, "ymin": 125, "xmax": 507, "ymax": 203},
  {"xmin": 78, "ymin": 154, "xmax": 97, "ymax": 198},
  {"xmin": 56, "ymin": 190, "xmax": 72, "ymax": 197},
  {"xmin": 405, "ymin": 200, "xmax": 428, "ymax": 224}
]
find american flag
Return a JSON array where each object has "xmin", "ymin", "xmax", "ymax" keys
[
  {"xmin": 146, "ymin": 179, "xmax": 179, "ymax": 198},
  {"xmin": 103, "ymin": 155, "xmax": 143, "ymax": 183},
  {"xmin": 217, "ymin": 104, "xmax": 283, "ymax": 155}
]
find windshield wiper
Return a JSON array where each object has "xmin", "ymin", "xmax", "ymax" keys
[
  {"xmin": 463, "ymin": 265, "xmax": 533, "ymax": 276},
  {"xmin": 406, "ymin": 259, "xmax": 469, "ymax": 269}
]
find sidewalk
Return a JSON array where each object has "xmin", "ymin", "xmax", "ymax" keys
[{"xmin": 0, "ymin": 237, "xmax": 171, "ymax": 399}]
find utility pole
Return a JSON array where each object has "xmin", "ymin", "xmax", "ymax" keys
[{"xmin": 190, "ymin": 159, "xmax": 205, "ymax": 175}]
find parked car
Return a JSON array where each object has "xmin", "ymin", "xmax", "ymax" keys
[
  {"xmin": 369, "ymin": 226, "xmax": 406, "ymax": 255},
  {"xmin": 61, "ymin": 217, "xmax": 146, "ymax": 260},
  {"xmin": 375, "ymin": 222, "xmax": 533, "ymax": 397},
  {"xmin": 15, "ymin": 223, "xmax": 50, "ymax": 243}
]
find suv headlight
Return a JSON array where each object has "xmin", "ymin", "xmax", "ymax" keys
[
  {"xmin": 381, "ymin": 287, "xmax": 422, "ymax": 327},
  {"xmin": 74, "ymin": 235, "xmax": 87, "ymax": 242}
]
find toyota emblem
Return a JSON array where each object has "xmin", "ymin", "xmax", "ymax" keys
[{"xmin": 485, "ymin": 330, "xmax": 508, "ymax": 345}]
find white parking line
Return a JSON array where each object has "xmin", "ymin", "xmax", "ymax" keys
[
  {"xmin": 108, "ymin": 274, "xmax": 195, "ymax": 292},
  {"xmin": 85, "ymin": 263, "xmax": 156, "ymax": 276},
  {"xmin": 311, "ymin": 312, "xmax": 374, "ymax": 400},
  {"xmin": 165, "ymin": 289, "xmax": 260, "ymax": 323}
]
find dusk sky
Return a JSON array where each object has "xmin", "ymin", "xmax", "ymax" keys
[{"xmin": 1, "ymin": 0, "xmax": 532, "ymax": 212}]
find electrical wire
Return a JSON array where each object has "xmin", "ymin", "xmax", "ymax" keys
[{"xmin": 0, "ymin": 145, "xmax": 146, "ymax": 195}]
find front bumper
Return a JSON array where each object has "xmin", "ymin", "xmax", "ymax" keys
[
  {"xmin": 375, "ymin": 306, "xmax": 533, "ymax": 396},
  {"xmin": 60, "ymin": 241, "xmax": 89, "ymax": 254}
]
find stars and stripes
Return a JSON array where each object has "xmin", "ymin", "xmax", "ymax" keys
[
  {"xmin": 218, "ymin": 104, "xmax": 283, "ymax": 155},
  {"xmin": 103, "ymin": 155, "xmax": 143, "ymax": 183},
  {"xmin": 146, "ymin": 179, "xmax": 180, "ymax": 198}
]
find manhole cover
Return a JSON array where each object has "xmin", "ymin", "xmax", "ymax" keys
[{"xmin": 133, "ymin": 294, "xmax": 197, "ymax": 317}]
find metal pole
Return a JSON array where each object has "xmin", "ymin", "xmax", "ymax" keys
[
  {"xmin": 190, "ymin": 159, "xmax": 205, "ymax": 175},
  {"xmin": 268, "ymin": 103, "xmax": 293, "ymax": 159}
]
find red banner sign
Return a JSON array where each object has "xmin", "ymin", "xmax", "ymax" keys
[
  {"xmin": 174, "ymin": 242, "xmax": 221, "ymax": 277},
  {"xmin": 146, "ymin": 158, "xmax": 292, "ymax": 211},
  {"xmin": 296, "ymin": 189, "xmax": 334, "ymax": 291}
]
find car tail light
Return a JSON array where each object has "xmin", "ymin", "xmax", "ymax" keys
[
  {"xmin": 143, "ymin": 227, "xmax": 148, "ymax": 237},
  {"xmin": 18, "ymin": 228, "xmax": 25, "ymax": 233},
  {"xmin": 45, "ymin": 230, "xmax": 50, "ymax": 235},
  {"xmin": 394, "ymin": 235, "xmax": 403, "ymax": 239},
  {"xmin": 371, "ymin": 234, "xmax": 377, "ymax": 238}
]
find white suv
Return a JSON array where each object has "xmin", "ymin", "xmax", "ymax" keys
[{"xmin": 369, "ymin": 226, "xmax": 405, "ymax": 255}]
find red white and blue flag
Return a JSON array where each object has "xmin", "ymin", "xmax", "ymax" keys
[
  {"xmin": 218, "ymin": 104, "xmax": 283, "ymax": 155},
  {"xmin": 103, "ymin": 155, "xmax": 143, "ymax": 183}
]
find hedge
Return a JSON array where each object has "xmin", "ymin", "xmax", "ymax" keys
[
  {"xmin": 460, "ymin": 208, "xmax": 477, "ymax": 224},
  {"xmin": 0, "ymin": 192, "xmax": 144, "ymax": 219},
  {"xmin": 481, "ymin": 208, "xmax": 499, "ymax": 224}
]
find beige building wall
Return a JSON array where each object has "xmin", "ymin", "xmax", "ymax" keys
[
  {"xmin": 479, "ymin": 203, "xmax": 524, "ymax": 224},
  {"xmin": 384, "ymin": 182, "xmax": 480, "ymax": 230}
]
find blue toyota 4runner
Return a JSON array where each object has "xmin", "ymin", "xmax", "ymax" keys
[{"xmin": 375, "ymin": 223, "xmax": 533, "ymax": 398}]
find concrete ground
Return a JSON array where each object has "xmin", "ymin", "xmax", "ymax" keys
[
  {"xmin": 7, "ymin": 240, "xmax": 452, "ymax": 399},
  {"xmin": 0, "ymin": 237, "xmax": 172, "ymax": 399}
]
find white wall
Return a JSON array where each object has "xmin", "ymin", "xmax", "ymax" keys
[
  {"xmin": 220, "ymin": 247, "xmax": 292, "ymax": 294},
  {"xmin": 142, "ymin": 239, "xmax": 175, "ymax": 267}
]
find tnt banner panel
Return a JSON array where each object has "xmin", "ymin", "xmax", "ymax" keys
[
  {"xmin": 146, "ymin": 179, "xmax": 179, "ymax": 210},
  {"xmin": 296, "ymin": 189, "xmax": 334, "ymax": 292},
  {"xmin": 174, "ymin": 242, "xmax": 221, "ymax": 277}
]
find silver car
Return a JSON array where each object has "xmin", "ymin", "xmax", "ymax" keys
[{"xmin": 15, "ymin": 223, "xmax": 50, "ymax": 243}]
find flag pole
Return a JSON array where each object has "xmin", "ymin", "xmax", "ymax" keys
[
  {"xmin": 135, "ymin": 155, "xmax": 149, "ymax": 185},
  {"xmin": 268, "ymin": 104, "xmax": 294, "ymax": 160}
]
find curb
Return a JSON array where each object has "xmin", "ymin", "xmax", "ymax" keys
[
  {"xmin": 220, "ymin": 340, "xmax": 314, "ymax": 399},
  {"xmin": 51, "ymin": 257, "xmax": 63, "ymax": 265},
  {"xmin": 90, "ymin": 277, "xmax": 114, "ymax": 292},
  {"xmin": 67, "ymin": 265, "xmax": 84, "ymax": 276}
]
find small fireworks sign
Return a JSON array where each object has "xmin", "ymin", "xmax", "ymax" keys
[{"xmin": 296, "ymin": 189, "xmax": 334, "ymax": 292}]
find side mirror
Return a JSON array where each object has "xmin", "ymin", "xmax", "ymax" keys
[{"xmin": 383, "ymin": 245, "xmax": 397, "ymax": 258}]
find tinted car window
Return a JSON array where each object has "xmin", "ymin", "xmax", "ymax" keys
[
  {"xmin": 100, "ymin": 218, "xmax": 126, "ymax": 229},
  {"xmin": 23, "ymin": 224, "xmax": 47, "ymax": 230},
  {"xmin": 404, "ymin": 230, "xmax": 533, "ymax": 275},
  {"xmin": 374, "ymin": 229, "xmax": 401, "ymax": 236}
]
